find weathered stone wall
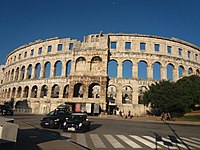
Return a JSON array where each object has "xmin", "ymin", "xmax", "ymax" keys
[{"xmin": 0, "ymin": 33, "xmax": 200, "ymax": 115}]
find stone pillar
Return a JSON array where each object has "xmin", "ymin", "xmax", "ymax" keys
[
  {"xmin": 161, "ymin": 65, "xmax": 167, "ymax": 80},
  {"xmin": 59, "ymin": 84, "xmax": 64, "ymax": 98},
  {"xmin": 50, "ymin": 61, "xmax": 55, "ymax": 78},
  {"xmin": 173, "ymin": 66, "xmax": 179, "ymax": 81},
  {"xmin": 40, "ymin": 62, "xmax": 45, "ymax": 78},
  {"xmin": 47, "ymin": 85, "xmax": 52, "ymax": 99},
  {"xmin": 132, "ymin": 61, "xmax": 138, "ymax": 79},
  {"xmin": 147, "ymin": 64, "xmax": 153, "ymax": 80},
  {"xmin": 37, "ymin": 86, "xmax": 41, "ymax": 99},
  {"xmin": 31, "ymin": 64, "xmax": 36, "ymax": 79},
  {"xmin": 117, "ymin": 61, "xmax": 122, "ymax": 78},
  {"xmin": 62, "ymin": 60, "xmax": 66, "ymax": 77},
  {"xmin": 28, "ymin": 87, "xmax": 32, "ymax": 98}
]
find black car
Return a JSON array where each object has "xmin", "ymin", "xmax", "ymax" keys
[
  {"xmin": 40, "ymin": 109, "xmax": 71, "ymax": 129},
  {"xmin": 0, "ymin": 104, "xmax": 14, "ymax": 115},
  {"xmin": 63, "ymin": 113, "xmax": 90, "ymax": 132}
]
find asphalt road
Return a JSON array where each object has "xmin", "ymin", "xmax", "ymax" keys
[{"xmin": 3, "ymin": 114, "xmax": 200, "ymax": 150}]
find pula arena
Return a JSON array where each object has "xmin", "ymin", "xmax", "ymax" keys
[{"xmin": 0, "ymin": 32, "xmax": 200, "ymax": 116}]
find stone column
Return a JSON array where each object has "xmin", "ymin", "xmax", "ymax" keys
[
  {"xmin": 59, "ymin": 84, "xmax": 64, "ymax": 98},
  {"xmin": 132, "ymin": 61, "xmax": 138, "ymax": 79},
  {"xmin": 40, "ymin": 62, "xmax": 45, "ymax": 78},
  {"xmin": 28, "ymin": 87, "xmax": 32, "ymax": 99},
  {"xmin": 117, "ymin": 61, "xmax": 122, "ymax": 78},
  {"xmin": 50, "ymin": 61, "xmax": 55, "ymax": 78},
  {"xmin": 47, "ymin": 85, "xmax": 52, "ymax": 99},
  {"xmin": 161, "ymin": 65, "xmax": 167, "ymax": 80},
  {"xmin": 62, "ymin": 60, "xmax": 66, "ymax": 77},
  {"xmin": 31, "ymin": 64, "xmax": 36, "ymax": 79},
  {"xmin": 147, "ymin": 64, "xmax": 153, "ymax": 80},
  {"xmin": 37, "ymin": 86, "xmax": 41, "ymax": 99},
  {"xmin": 173, "ymin": 66, "xmax": 179, "ymax": 82}
]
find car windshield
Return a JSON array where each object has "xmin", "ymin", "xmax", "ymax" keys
[
  {"xmin": 69, "ymin": 115, "xmax": 86, "ymax": 121},
  {"xmin": 47, "ymin": 109, "xmax": 66, "ymax": 116}
]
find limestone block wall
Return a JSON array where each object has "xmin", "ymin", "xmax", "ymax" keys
[{"xmin": 0, "ymin": 33, "xmax": 200, "ymax": 115}]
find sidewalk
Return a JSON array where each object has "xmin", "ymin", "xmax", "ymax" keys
[{"xmin": 90, "ymin": 115, "xmax": 200, "ymax": 126}]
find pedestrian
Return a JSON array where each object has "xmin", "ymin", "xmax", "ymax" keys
[{"xmin": 161, "ymin": 112, "xmax": 165, "ymax": 121}]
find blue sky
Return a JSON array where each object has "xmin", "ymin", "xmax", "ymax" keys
[{"xmin": 0, "ymin": 0, "xmax": 200, "ymax": 65}]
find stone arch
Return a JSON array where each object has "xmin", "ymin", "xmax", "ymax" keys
[
  {"xmin": 7, "ymin": 88, "xmax": 11, "ymax": 98},
  {"xmin": 138, "ymin": 86, "xmax": 148, "ymax": 104},
  {"xmin": 138, "ymin": 60, "xmax": 147, "ymax": 79},
  {"xmin": 90, "ymin": 56, "xmax": 102, "ymax": 72},
  {"xmin": 178, "ymin": 65, "xmax": 185, "ymax": 78},
  {"xmin": 75, "ymin": 57, "xmax": 86, "ymax": 71},
  {"xmin": 11, "ymin": 87, "xmax": 16, "ymax": 98},
  {"xmin": 23, "ymin": 86, "xmax": 29, "ymax": 98},
  {"xmin": 122, "ymin": 85, "xmax": 133, "ymax": 104},
  {"xmin": 122, "ymin": 60, "xmax": 132, "ymax": 78},
  {"xmin": 15, "ymin": 67, "xmax": 19, "ymax": 80},
  {"xmin": 108, "ymin": 59, "xmax": 118, "ymax": 78},
  {"xmin": 88, "ymin": 83, "xmax": 101, "ymax": 98},
  {"xmin": 196, "ymin": 69, "xmax": 200, "ymax": 75},
  {"xmin": 107, "ymin": 85, "xmax": 117, "ymax": 103},
  {"xmin": 35, "ymin": 63, "xmax": 41, "ymax": 78},
  {"xmin": 73, "ymin": 83, "xmax": 84, "ymax": 98},
  {"xmin": 63, "ymin": 85, "xmax": 69, "ymax": 98},
  {"xmin": 17, "ymin": 86, "xmax": 22, "ymax": 98},
  {"xmin": 188, "ymin": 67, "xmax": 193, "ymax": 75},
  {"xmin": 10, "ymin": 69, "xmax": 14, "ymax": 81},
  {"xmin": 54, "ymin": 60, "xmax": 62, "ymax": 76},
  {"xmin": 40, "ymin": 85, "xmax": 48, "ymax": 98},
  {"xmin": 153, "ymin": 61, "xmax": 161, "ymax": 80},
  {"xmin": 31, "ymin": 85, "xmax": 38, "ymax": 98},
  {"xmin": 167, "ymin": 63, "xmax": 174, "ymax": 81},
  {"xmin": 44, "ymin": 61, "xmax": 51, "ymax": 78},
  {"xmin": 21, "ymin": 66, "xmax": 25, "ymax": 80},
  {"xmin": 66, "ymin": 60, "xmax": 71, "ymax": 77},
  {"xmin": 51, "ymin": 84, "xmax": 60, "ymax": 98},
  {"xmin": 27, "ymin": 64, "xmax": 32, "ymax": 79}
]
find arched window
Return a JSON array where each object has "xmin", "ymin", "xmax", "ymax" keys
[
  {"xmin": 7, "ymin": 88, "xmax": 11, "ymax": 98},
  {"xmin": 107, "ymin": 85, "xmax": 117, "ymax": 103},
  {"xmin": 11, "ymin": 87, "xmax": 16, "ymax": 98},
  {"xmin": 51, "ymin": 84, "xmax": 60, "ymax": 98},
  {"xmin": 73, "ymin": 83, "xmax": 84, "ymax": 98},
  {"xmin": 188, "ymin": 67, "xmax": 193, "ymax": 75},
  {"xmin": 7, "ymin": 71, "xmax": 10, "ymax": 82},
  {"xmin": 35, "ymin": 63, "xmax": 41, "ymax": 79},
  {"xmin": 138, "ymin": 61, "xmax": 147, "ymax": 79},
  {"xmin": 23, "ymin": 86, "xmax": 29, "ymax": 98},
  {"xmin": 15, "ymin": 67, "xmax": 19, "ymax": 81},
  {"xmin": 88, "ymin": 83, "xmax": 101, "ymax": 98},
  {"xmin": 122, "ymin": 86, "xmax": 132, "ymax": 104},
  {"xmin": 27, "ymin": 64, "xmax": 32, "ymax": 79},
  {"xmin": 108, "ymin": 60, "xmax": 118, "ymax": 78},
  {"xmin": 138, "ymin": 86, "xmax": 148, "ymax": 104},
  {"xmin": 178, "ymin": 66, "xmax": 184, "ymax": 77},
  {"xmin": 196, "ymin": 69, "xmax": 200, "ymax": 75},
  {"xmin": 21, "ymin": 66, "xmax": 25, "ymax": 80},
  {"xmin": 153, "ymin": 62, "xmax": 161, "ymax": 80},
  {"xmin": 31, "ymin": 85, "xmax": 38, "ymax": 98},
  {"xmin": 75, "ymin": 57, "xmax": 86, "ymax": 71},
  {"xmin": 63, "ymin": 85, "xmax": 69, "ymax": 98},
  {"xmin": 90, "ymin": 56, "xmax": 102, "ymax": 72},
  {"xmin": 122, "ymin": 60, "xmax": 132, "ymax": 78},
  {"xmin": 10, "ymin": 69, "xmax": 14, "ymax": 81},
  {"xmin": 40, "ymin": 85, "xmax": 48, "ymax": 98},
  {"xmin": 167, "ymin": 63, "xmax": 174, "ymax": 81},
  {"xmin": 66, "ymin": 60, "xmax": 71, "ymax": 77},
  {"xmin": 17, "ymin": 86, "xmax": 22, "ymax": 98},
  {"xmin": 54, "ymin": 61, "xmax": 62, "ymax": 76},
  {"xmin": 44, "ymin": 62, "xmax": 51, "ymax": 78}
]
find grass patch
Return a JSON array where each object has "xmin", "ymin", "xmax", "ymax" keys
[{"xmin": 180, "ymin": 115, "xmax": 200, "ymax": 121}]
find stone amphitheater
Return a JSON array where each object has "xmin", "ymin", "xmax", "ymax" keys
[{"xmin": 0, "ymin": 32, "xmax": 200, "ymax": 116}]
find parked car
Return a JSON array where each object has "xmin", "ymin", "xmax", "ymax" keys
[
  {"xmin": 63, "ymin": 113, "xmax": 90, "ymax": 132},
  {"xmin": 40, "ymin": 109, "xmax": 71, "ymax": 129},
  {"xmin": 0, "ymin": 104, "xmax": 14, "ymax": 115}
]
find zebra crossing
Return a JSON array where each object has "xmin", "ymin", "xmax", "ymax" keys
[{"xmin": 61, "ymin": 133, "xmax": 200, "ymax": 149}]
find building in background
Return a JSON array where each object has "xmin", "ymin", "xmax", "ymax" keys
[{"xmin": 0, "ymin": 32, "xmax": 200, "ymax": 115}]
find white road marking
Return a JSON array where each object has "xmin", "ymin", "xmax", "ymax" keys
[
  {"xmin": 90, "ymin": 134, "xmax": 106, "ymax": 148},
  {"xmin": 104, "ymin": 134, "xmax": 125, "ymax": 148},
  {"xmin": 61, "ymin": 132, "xmax": 72, "ymax": 141},
  {"xmin": 181, "ymin": 137, "xmax": 200, "ymax": 145},
  {"xmin": 76, "ymin": 134, "xmax": 88, "ymax": 148},
  {"xmin": 163, "ymin": 137, "xmax": 190, "ymax": 149},
  {"xmin": 190, "ymin": 137, "xmax": 200, "ymax": 142},
  {"xmin": 116, "ymin": 135, "xmax": 142, "ymax": 148}
]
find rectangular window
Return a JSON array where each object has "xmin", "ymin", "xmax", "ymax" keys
[
  {"xmin": 188, "ymin": 51, "xmax": 191, "ymax": 59},
  {"xmin": 154, "ymin": 44, "xmax": 160, "ymax": 52},
  {"xmin": 18, "ymin": 54, "xmax": 21, "ymax": 60},
  {"xmin": 69, "ymin": 43, "xmax": 73, "ymax": 50},
  {"xmin": 57, "ymin": 44, "xmax": 62, "ymax": 51},
  {"xmin": 47, "ymin": 45, "xmax": 52, "ymax": 52},
  {"xmin": 38, "ymin": 47, "xmax": 42, "ymax": 54},
  {"xmin": 125, "ymin": 42, "xmax": 131, "ymax": 50},
  {"xmin": 24, "ymin": 51, "xmax": 27, "ymax": 58},
  {"xmin": 31, "ymin": 49, "xmax": 34, "ymax": 56},
  {"xmin": 110, "ymin": 42, "xmax": 117, "ymax": 49},
  {"xmin": 195, "ymin": 54, "xmax": 198, "ymax": 60},
  {"xmin": 140, "ymin": 43, "xmax": 146, "ymax": 50},
  {"xmin": 14, "ymin": 56, "xmax": 16, "ymax": 61},
  {"xmin": 178, "ymin": 48, "xmax": 182, "ymax": 56},
  {"xmin": 167, "ymin": 46, "xmax": 171, "ymax": 54}
]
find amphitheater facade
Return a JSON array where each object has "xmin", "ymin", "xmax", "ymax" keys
[{"xmin": 0, "ymin": 32, "xmax": 200, "ymax": 116}]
